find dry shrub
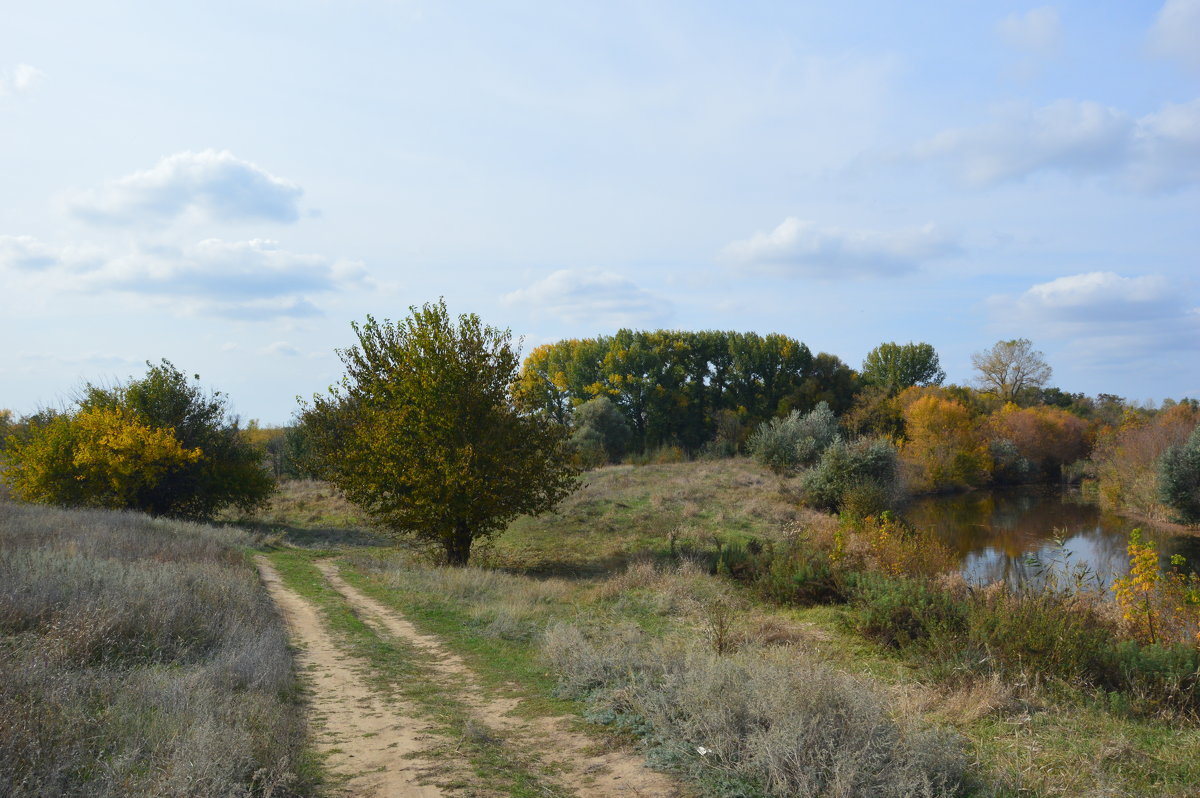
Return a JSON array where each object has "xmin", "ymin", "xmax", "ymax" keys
[
  {"xmin": 542, "ymin": 623, "xmax": 965, "ymax": 798},
  {"xmin": 0, "ymin": 502, "xmax": 309, "ymax": 797}
]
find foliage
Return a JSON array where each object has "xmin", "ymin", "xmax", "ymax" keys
[
  {"xmin": 860, "ymin": 341, "xmax": 945, "ymax": 394},
  {"xmin": 3, "ymin": 362, "xmax": 271, "ymax": 519},
  {"xmin": 515, "ymin": 329, "xmax": 860, "ymax": 454},
  {"xmin": 1158, "ymin": 423, "xmax": 1200, "ymax": 524},
  {"xmin": 0, "ymin": 409, "xmax": 12, "ymax": 450},
  {"xmin": 299, "ymin": 300, "xmax": 579, "ymax": 565},
  {"xmin": 800, "ymin": 437, "xmax": 899, "ymax": 515},
  {"xmin": 1112, "ymin": 529, "xmax": 1200, "ymax": 647},
  {"xmin": 970, "ymin": 338, "xmax": 1052, "ymax": 403},
  {"xmin": 747, "ymin": 401, "xmax": 839, "ymax": 475},
  {"xmin": 568, "ymin": 396, "xmax": 632, "ymax": 467},
  {"xmin": 901, "ymin": 394, "xmax": 990, "ymax": 492},
  {"xmin": 988, "ymin": 403, "xmax": 1090, "ymax": 481},
  {"xmin": 840, "ymin": 385, "xmax": 904, "ymax": 440},
  {"xmin": 1090, "ymin": 402, "xmax": 1199, "ymax": 520},
  {"xmin": 847, "ymin": 572, "xmax": 967, "ymax": 648}
]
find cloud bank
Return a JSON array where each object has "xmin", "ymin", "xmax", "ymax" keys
[
  {"xmin": 916, "ymin": 98, "xmax": 1200, "ymax": 192},
  {"xmin": 68, "ymin": 150, "xmax": 304, "ymax": 226},
  {"xmin": 503, "ymin": 269, "xmax": 672, "ymax": 328},
  {"xmin": 722, "ymin": 217, "xmax": 959, "ymax": 278},
  {"xmin": 989, "ymin": 271, "xmax": 1200, "ymax": 361},
  {"xmin": 0, "ymin": 236, "xmax": 363, "ymax": 320}
]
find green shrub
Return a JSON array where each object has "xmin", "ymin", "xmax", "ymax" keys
[
  {"xmin": 801, "ymin": 438, "xmax": 899, "ymax": 514},
  {"xmin": 748, "ymin": 402, "xmax": 839, "ymax": 475},
  {"xmin": 569, "ymin": 396, "xmax": 633, "ymax": 465},
  {"xmin": 846, "ymin": 572, "xmax": 966, "ymax": 648},
  {"xmin": 1159, "ymin": 424, "xmax": 1200, "ymax": 524}
]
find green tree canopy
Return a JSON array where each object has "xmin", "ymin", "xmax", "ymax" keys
[
  {"xmin": 299, "ymin": 300, "xmax": 578, "ymax": 564},
  {"xmin": 861, "ymin": 342, "xmax": 946, "ymax": 394},
  {"xmin": 970, "ymin": 339, "xmax": 1052, "ymax": 404},
  {"xmin": 2, "ymin": 361, "xmax": 273, "ymax": 518}
]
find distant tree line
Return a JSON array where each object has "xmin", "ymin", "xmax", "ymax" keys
[{"xmin": 514, "ymin": 329, "xmax": 858, "ymax": 455}]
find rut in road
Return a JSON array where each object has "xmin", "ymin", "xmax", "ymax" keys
[
  {"xmin": 315, "ymin": 559, "xmax": 687, "ymax": 798},
  {"xmin": 256, "ymin": 556, "xmax": 448, "ymax": 798}
]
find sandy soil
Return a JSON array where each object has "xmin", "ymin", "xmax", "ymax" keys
[
  {"xmin": 256, "ymin": 556, "xmax": 448, "ymax": 798},
  {"xmin": 315, "ymin": 559, "xmax": 687, "ymax": 798}
]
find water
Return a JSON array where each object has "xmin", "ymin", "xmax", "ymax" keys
[{"xmin": 900, "ymin": 486, "xmax": 1200, "ymax": 590}]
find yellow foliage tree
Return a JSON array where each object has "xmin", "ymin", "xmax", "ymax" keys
[
  {"xmin": 4, "ymin": 406, "xmax": 201, "ymax": 509},
  {"xmin": 901, "ymin": 395, "xmax": 990, "ymax": 493}
]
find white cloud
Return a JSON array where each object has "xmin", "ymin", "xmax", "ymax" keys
[
  {"xmin": 997, "ymin": 7, "xmax": 1062, "ymax": 54},
  {"xmin": 916, "ymin": 98, "xmax": 1200, "ymax": 191},
  {"xmin": 503, "ymin": 269, "xmax": 672, "ymax": 328},
  {"xmin": 1148, "ymin": 0, "xmax": 1200, "ymax": 71},
  {"xmin": 721, "ymin": 217, "xmax": 959, "ymax": 278},
  {"xmin": 0, "ymin": 63, "xmax": 45, "ymax": 96},
  {"xmin": 0, "ymin": 235, "xmax": 363, "ymax": 320},
  {"xmin": 263, "ymin": 341, "xmax": 303, "ymax": 357},
  {"xmin": 67, "ymin": 150, "xmax": 304, "ymax": 226},
  {"xmin": 989, "ymin": 272, "xmax": 1200, "ymax": 360}
]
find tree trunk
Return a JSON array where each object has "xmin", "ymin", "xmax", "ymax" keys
[{"xmin": 444, "ymin": 520, "xmax": 473, "ymax": 566}]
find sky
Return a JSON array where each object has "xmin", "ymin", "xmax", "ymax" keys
[{"xmin": 2, "ymin": 0, "xmax": 1198, "ymax": 423}]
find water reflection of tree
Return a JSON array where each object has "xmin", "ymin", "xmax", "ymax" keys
[{"xmin": 902, "ymin": 487, "xmax": 1180, "ymax": 591}]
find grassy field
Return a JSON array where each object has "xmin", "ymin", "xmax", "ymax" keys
[
  {"xmin": 7, "ymin": 457, "xmax": 1199, "ymax": 797},
  {"xmin": 263, "ymin": 459, "xmax": 1200, "ymax": 798},
  {"xmin": 0, "ymin": 500, "xmax": 317, "ymax": 797}
]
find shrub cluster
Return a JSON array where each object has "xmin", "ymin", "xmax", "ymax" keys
[{"xmin": 3, "ymin": 361, "xmax": 273, "ymax": 520}]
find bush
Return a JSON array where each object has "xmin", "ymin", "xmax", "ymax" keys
[
  {"xmin": 1159, "ymin": 424, "xmax": 1200, "ymax": 524},
  {"xmin": 748, "ymin": 402, "xmax": 839, "ymax": 475},
  {"xmin": 3, "ymin": 361, "xmax": 273, "ymax": 520},
  {"xmin": 846, "ymin": 572, "xmax": 966, "ymax": 649},
  {"xmin": 569, "ymin": 396, "xmax": 632, "ymax": 465},
  {"xmin": 801, "ymin": 437, "xmax": 899, "ymax": 514}
]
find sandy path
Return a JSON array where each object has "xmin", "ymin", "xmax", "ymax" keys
[
  {"xmin": 316, "ymin": 559, "xmax": 686, "ymax": 798},
  {"xmin": 255, "ymin": 556, "xmax": 446, "ymax": 798}
]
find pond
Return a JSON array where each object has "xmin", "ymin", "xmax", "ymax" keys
[{"xmin": 900, "ymin": 486, "xmax": 1200, "ymax": 590}]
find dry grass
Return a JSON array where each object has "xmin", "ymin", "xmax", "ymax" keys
[
  {"xmin": 542, "ymin": 623, "xmax": 966, "ymax": 798},
  {"xmin": 0, "ymin": 501, "xmax": 313, "ymax": 797}
]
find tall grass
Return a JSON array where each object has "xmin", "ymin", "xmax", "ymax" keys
[{"xmin": 0, "ymin": 501, "xmax": 312, "ymax": 797}]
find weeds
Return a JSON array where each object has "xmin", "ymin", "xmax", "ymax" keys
[{"xmin": 0, "ymin": 501, "xmax": 313, "ymax": 797}]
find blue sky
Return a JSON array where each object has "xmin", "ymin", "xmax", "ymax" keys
[{"xmin": 2, "ymin": 1, "xmax": 1198, "ymax": 423}]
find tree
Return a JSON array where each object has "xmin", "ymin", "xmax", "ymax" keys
[
  {"xmin": 970, "ymin": 339, "xmax": 1052, "ymax": 403},
  {"xmin": 860, "ymin": 342, "xmax": 945, "ymax": 394},
  {"xmin": 299, "ymin": 300, "xmax": 578, "ymax": 565},
  {"xmin": 2, "ymin": 361, "xmax": 272, "ymax": 517}
]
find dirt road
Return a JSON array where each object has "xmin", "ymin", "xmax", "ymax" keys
[{"xmin": 259, "ymin": 554, "xmax": 685, "ymax": 797}]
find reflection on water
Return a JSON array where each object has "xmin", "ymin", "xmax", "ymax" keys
[{"xmin": 901, "ymin": 486, "xmax": 1200, "ymax": 590}]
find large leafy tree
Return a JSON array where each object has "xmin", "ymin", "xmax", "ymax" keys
[
  {"xmin": 970, "ymin": 338, "xmax": 1052, "ymax": 403},
  {"xmin": 860, "ymin": 342, "xmax": 945, "ymax": 394},
  {"xmin": 300, "ymin": 300, "xmax": 578, "ymax": 564},
  {"xmin": 3, "ymin": 361, "xmax": 272, "ymax": 518}
]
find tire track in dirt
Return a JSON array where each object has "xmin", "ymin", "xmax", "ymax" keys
[
  {"xmin": 256, "ymin": 556, "xmax": 447, "ymax": 798},
  {"xmin": 315, "ymin": 559, "xmax": 687, "ymax": 798}
]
